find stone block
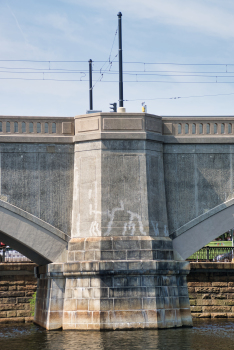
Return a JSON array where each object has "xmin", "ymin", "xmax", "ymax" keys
[
  {"xmin": 212, "ymin": 282, "xmax": 228, "ymax": 287},
  {"xmin": 143, "ymin": 298, "xmax": 157, "ymax": 310},
  {"xmin": 113, "ymin": 251, "xmax": 126, "ymax": 260},
  {"xmin": 76, "ymin": 278, "xmax": 90, "ymax": 288},
  {"xmin": 0, "ymin": 291, "xmax": 25, "ymax": 297},
  {"xmin": 140, "ymin": 251, "xmax": 153, "ymax": 260},
  {"xmin": 201, "ymin": 294, "xmax": 211, "ymax": 299},
  {"xmin": 0, "ymin": 317, "xmax": 25, "ymax": 324},
  {"xmin": 68, "ymin": 241, "xmax": 85, "ymax": 251},
  {"xmin": 113, "ymin": 277, "xmax": 128, "ymax": 287},
  {"xmin": 192, "ymin": 313, "xmax": 210, "ymax": 318},
  {"xmin": 109, "ymin": 310, "xmax": 145, "ymax": 324},
  {"xmin": 211, "ymin": 313, "xmax": 227, "ymax": 318},
  {"xmin": 93, "ymin": 288, "xmax": 108, "ymax": 298},
  {"xmin": 17, "ymin": 310, "xmax": 31, "ymax": 317},
  {"xmin": 190, "ymin": 306, "xmax": 202, "ymax": 312},
  {"xmin": 84, "ymin": 251, "xmax": 95, "ymax": 261},
  {"xmin": 64, "ymin": 299, "xmax": 77, "ymax": 311},
  {"xmin": 75, "ymin": 311, "xmax": 92, "ymax": 324},
  {"xmin": 114, "ymin": 298, "xmax": 142, "ymax": 311},
  {"xmin": 142, "ymin": 276, "xmax": 155, "ymax": 287},
  {"xmin": 211, "ymin": 294, "xmax": 227, "ymax": 299},
  {"xmin": 101, "ymin": 251, "xmax": 113, "ymax": 260},
  {"xmin": 68, "ymin": 252, "xmax": 75, "ymax": 261},
  {"xmin": 188, "ymin": 282, "xmax": 212, "ymax": 287},
  {"xmin": 63, "ymin": 311, "xmax": 72, "ymax": 324},
  {"xmin": 0, "ymin": 298, "xmax": 16, "ymax": 305},
  {"xmin": 113, "ymin": 262, "xmax": 127, "ymax": 271},
  {"xmin": 76, "ymin": 299, "xmax": 89, "ymax": 311},
  {"xmin": 203, "ymin": 306, "xmax": 231, "ymax": 312},
  {"xmin": 195, "ymin": 287, "xmax": 220, "ymax": 293},
  {"xmin": 7, "ymin": 311, "xmax": 17, "ymax": 317},
  {"xmin": 90, "ymin": 299, "xmax": 113, "ymax": 311},
  {"xmin": 73, "ymin": 289, "xmax": 82, "ymax": 298},
  {"xmin": 82, "ymin": 288, "xmax": 94, "ymax": 299},
  {"xmin": 113, "ymin": 240, "xmax": 140, "ymax": 250},
  {"xmin": 128, "ymin": 277, "xmax": 141, "ymax": 287},
  {"xmin": 113, "ymin": 287, "xmax": 146, "ymax": 298},
  {"xmin": 49, "ymin": 298, "xmax": 64, "ymax": 312},
  {"xmin": 92, "ymin": 311, "xmax": 110, "ymax": 324},
  {"xmin": 74, "ymin": 252, "xmax": 85, "ymax": 261}
]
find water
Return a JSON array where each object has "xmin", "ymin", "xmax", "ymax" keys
[{"xmin": 0, "ymin": 319, "xmax": 234, "ymax": 350}]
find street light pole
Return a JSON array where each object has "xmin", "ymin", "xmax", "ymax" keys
[
  {"xmin": 117, "ymin": 12, "xmax": 123, "ymax": 108},
  {"xmin": 89, "ymin": 59, "xmax": 93, "ymax": 110}
]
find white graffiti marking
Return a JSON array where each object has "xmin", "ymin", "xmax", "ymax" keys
[
  {"xmin": 90, "ymin": 221, "xmax": 101, "ymax": 236},
  {"xmin": 105, "ymin": 201, "xmax": 125, "ymax": 236},
  {"xmin": 151, "ymin": 221, "xmax": 159, "ymax": 236},
  {"xmin": 164, "ymin": 225, "xmax": 169, "ymax": 237},
  {"xmin": 122, "ymin": 210, "xmax": 147, "ymax": 236}
]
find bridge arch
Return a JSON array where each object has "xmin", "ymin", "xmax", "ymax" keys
[
  {"xmin": 0, "ymin": 200, "xmax": 69, "ymax": 265},
  {"xmin": 170, "ymin": 198, "xmax": 234, "ymax": 260}
]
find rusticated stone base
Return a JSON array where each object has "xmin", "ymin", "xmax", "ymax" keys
[
  {"xmin": 34, "ymin": 260, "xmax": 192, "ymax": 330},
  {"xmin": 0, "ymin": 263, "xmax": 37, "ymax": 324},
  {"xmin": 188, "ymin": 262, "xmax": 234, "ymax": 319}
]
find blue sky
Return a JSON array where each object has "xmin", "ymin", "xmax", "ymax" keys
[{"xmin": 1, "ymin": 0, "xmax": 234, "ymax": 116}]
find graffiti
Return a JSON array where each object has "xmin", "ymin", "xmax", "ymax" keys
[
  {"xmin": 122, "ymin": 210, "xmax": 147, "ymax": 236},
  {"xmin": 164, "ymin": 225, "xmax": 169, "ymax": 236},
  {"xmin": 90, "ymin": 221, "xmax": 101, "ymax": 236},
  {"xmin": 105, "ymin": 201, "xmax": 125, "ymax": 236},
  {"xmin": 151, "ymin": 221, "xmax": 159, "ymax": 236}
]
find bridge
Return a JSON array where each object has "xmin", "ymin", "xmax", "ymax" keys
[{"xmin": 0, "ymin": 113, "xmax": 233, "ymax": 330}]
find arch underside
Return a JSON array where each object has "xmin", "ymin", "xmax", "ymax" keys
[
  {"xmin": 0, "ymin": 200, "xmax": 69, "ymax": 265},
  {"xmin": 170, "ymin": 198, "xmax": 234, "ymax": 260}
]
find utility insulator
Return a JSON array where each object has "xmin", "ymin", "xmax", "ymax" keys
[
  {"xmin": 142, "ymin": 102, "xmax": 147, "ymax": 113},
  {"xmin": 110, "ymin": 102, "xmax": 117, "ymax": 112}
]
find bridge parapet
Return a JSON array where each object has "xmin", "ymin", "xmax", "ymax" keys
[
  {"xmin": 0, "ymin": 116, "xmax": 74, "ymax": 142},
  {"xmin": 162, "ymin": 116, "xmax": 234, "ymax": 141}
]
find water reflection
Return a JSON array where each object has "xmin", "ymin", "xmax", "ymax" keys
[{"xmin": 1, "ymin": 320, "xmax": 234, "ymax": 350}]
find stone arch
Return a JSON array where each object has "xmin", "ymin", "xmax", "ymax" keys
[
  {"xmin": 170, "ymin": 198, "xmax": 234, "ymax": 260},
  {"xmin": 0, "ymin": 200, "xmax": 69, "ymax": 265}
]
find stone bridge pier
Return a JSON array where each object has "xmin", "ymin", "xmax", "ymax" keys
[{"xmin": 34, "ymin": 113, "xmax": 192, "ymax": 330}]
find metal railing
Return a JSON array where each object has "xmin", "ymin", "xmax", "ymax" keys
[
  {"xmin": 0, "ymin": 247, "xmax": 32, "ymax": 263},
  {"xmin": 187, "ymin": 246, "xmax": 234, "ymax": 262}
]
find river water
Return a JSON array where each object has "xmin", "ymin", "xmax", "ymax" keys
[{"xmin": 0, "ymin": 319, "xmax": 233, "ymax": 350}]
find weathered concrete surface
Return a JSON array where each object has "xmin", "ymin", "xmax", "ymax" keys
[
  {"xmin": 0, "ymin": 200, "xmax": 69, "ymax": 265},
  {"xmin": 0, "ymin": 143, "xmax": 74, "ymax": 235},
  {"xmin": 34, "ymin": 113, "xmax": 192, "ymax": 330},
  {"xmin": 5, "ymin": 113, "xmax": 234, "ymax": 330},
  {"xmin": 163, "ymin": 144, "xmax": 234, "ymax": 258},
  {"xmin": 171, "ymin": 199, "xmax": 234, "ymax": 259}
]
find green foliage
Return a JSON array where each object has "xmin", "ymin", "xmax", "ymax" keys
[{"xmin": 29, "ymin": 292, "xmax": 37, "ymax": 317}]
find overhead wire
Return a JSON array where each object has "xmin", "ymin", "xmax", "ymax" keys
[
  {"xmin": 124, "ymin": 92, "xmax": 234, "ymax": 101},
  {"xmin": 91, "ymin": 26, "xmax": 118, "ymax": 89}
]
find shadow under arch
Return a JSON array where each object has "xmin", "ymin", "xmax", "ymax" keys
[
  {"xmin": 170, "ymin": 198, "xmax": 234, "ymax": 260},
  {"xmin": 0, "ymin": 199, "xmax": 69, "ymax": 265}
]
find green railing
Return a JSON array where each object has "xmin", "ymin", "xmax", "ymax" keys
[{"xmin": 187, "ymin": 246, "xmax": 234, "ymax": 262}]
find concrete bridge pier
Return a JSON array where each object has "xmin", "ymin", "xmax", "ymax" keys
[{"xmin": 34, "ymin": 113, "xmax": 192, "ymax": 330}]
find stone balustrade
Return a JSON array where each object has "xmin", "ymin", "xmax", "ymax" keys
[
  {"xmin": 1, "ymin": 114, "xmax": 234, "ymax": 142},
  {"xmin": 162, "ymin": 117, "xmax": 234, "ymax": 137},
  {"xmin": 0, "ymin": 116, "xmax": 74, "ymax": 136}
]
